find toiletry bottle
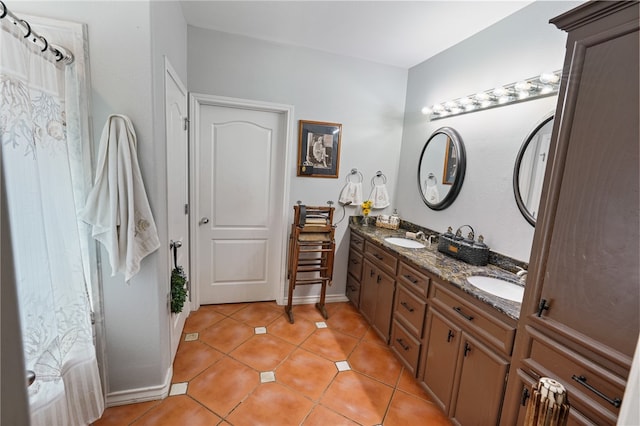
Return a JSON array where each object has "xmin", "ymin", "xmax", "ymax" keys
[{"xmin": 391, "ymin": 209, "xmax": 400, "ymax": 227}]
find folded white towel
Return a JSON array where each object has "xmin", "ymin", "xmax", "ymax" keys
[
  {"xmin": 80, "ymin": 114, "xmax": 160, "ymax": 282},
  {"xmin": 339, "ymin": 181, "xmax": 363, "ymax": 205},
  {"xmin": 370, "ymin": 184, "xmax": 390, "ymax": 209}
]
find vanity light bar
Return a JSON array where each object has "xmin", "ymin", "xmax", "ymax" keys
[{"xmin": 422, "ymin": 71, "xmax": 562, "ymax": 120}]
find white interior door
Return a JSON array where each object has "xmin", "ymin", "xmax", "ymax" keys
[
  {"xmin": 165, "ymin": 58, "xmax": 190, "ymax": 361},
  {"xmin": 193, "ymin": 97, "xmax": 289, "ymax": 305}
]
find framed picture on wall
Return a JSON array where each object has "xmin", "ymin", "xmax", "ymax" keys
[
  {"xmin": 297, "ymin": 120, "xmax": 342, "ymax": 178},
  {"xmin": 442, "ymin": 136, "xmax": 457, "ymax": 185}
]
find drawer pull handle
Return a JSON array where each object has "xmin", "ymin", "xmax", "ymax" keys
[
  {"xmin": 537, "ymin": 299, "xmax": 550, "ymax": 317},
  {"xmin": 396, "ymin": 338, "xmax": 410, "ymax": 351},
  {"xmin": 348, "ymin": 285, "xmax": 357, "ymax": 291},
  {"xmin": 447, "ymin": 329, "xmax": 455, "ymax": 342},
  {"xmin": 376, "ymin": 275, "xmax": 382, "ymax": 283},
  {"xmin": 400, "ymin": 301, "xmax": 414, "ymax": 312},
  {"xmin": 571, "ymin": 375, "xmax": 622, "ymax": 408},
  {"xmin": 453, "ymin": 306, "xmax": 474, "ymax": 321},
  {"xmin": 350, "ymin": 259, "xmax": 359, "ymax": 264},
  {"xmin": 370, "ymin": 269, "xmax": 376, "ymax": 277},
  {"xmin": 403, "ymin": 274, "xmax": 418, "ymax": 284},
  {"xmin": 374, "ymin": 253, "xmax": 384, "ymax": 260}
]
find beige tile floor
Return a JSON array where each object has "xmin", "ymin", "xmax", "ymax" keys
[{"xmin": 94, "ymin": 301, "xmax": 452, "ymax": 425}]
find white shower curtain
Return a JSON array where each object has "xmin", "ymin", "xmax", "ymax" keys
[{"xmin": 0, "ymin": 17, "xmax": 104, "ymax": 426}]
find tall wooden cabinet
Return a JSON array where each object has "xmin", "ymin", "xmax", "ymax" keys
[{"xmin": 502, "ymin": 3, "xmax": 639, "ymax": 425}]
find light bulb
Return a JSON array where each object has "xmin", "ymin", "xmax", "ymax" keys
[
  {"xmin": 421, "ymin": 106, "xmax": 432, "ymax": 115},
  {"xmin": 540, "ymin": 85, "xmax": 554, "ymax": 94},
  {"xmin": 445, "ymin": 101, "xmax": 459, "ymax": 110},
  {"xmin": 493, "ymin": 87, "xmax": 509, "ymax": 97},
  {"xmin": 515, "ymin": 81, "xmax": 532, "ymax": 92},
  {"xmin": 539, "ymin": 72, "xmax": 560, "ymax": 84},
  {"xmin": 474, "ymin": 92, "xmax": 490, "ymax": 102}
]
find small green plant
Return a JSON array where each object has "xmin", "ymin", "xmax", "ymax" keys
[{"xmin": 171, "ymin": 266, "xmax": 188, "ymax": 313}]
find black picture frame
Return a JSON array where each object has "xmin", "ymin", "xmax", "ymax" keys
[{"xmin": 297, "ymin": 120, "xmax": 342, "ymax": 178}]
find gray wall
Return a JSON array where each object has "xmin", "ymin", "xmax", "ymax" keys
[
  {"xmin": 396, "ymin": 1, "xmax": 581, "ymax": 262},
  {"xmin": 188, "ymin": 27, "xmax": 408, "ymax": 300}
]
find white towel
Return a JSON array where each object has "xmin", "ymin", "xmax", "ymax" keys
[
  {"xmin": 424, "ymin": 180, "xmax": 440, "ymax": 204},
  {"xmin": 370, "ymin": 184, "xmax": 390, "ymax": 209},
  {"xmin": 80, "ymin": 114, "xmax": 160, "ymax": 282},
  {"xmin": 339, "ymin": 181, "xmax": 363, "ymax": 205}
]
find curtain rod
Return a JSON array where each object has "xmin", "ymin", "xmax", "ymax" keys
[{"xmin": 0, "ymin": 0, "xmax": 74, "ymax": 64}]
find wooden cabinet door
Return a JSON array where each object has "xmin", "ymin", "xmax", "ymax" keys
[
  {"xmin": 422, "ymin": 308, "xmax": 461, "ymax": 413},
  {"xmin": 451, "ymin": 332, "xmax": 509, "ymax": 426},
  {"xmin": 360, "ymin": 260, "xmax": 377, "ymax": 324},
  {"xmin": 529, "ymin": 2, "xmax": 639, "ymax": 361},
  {"xmin": 372, "ymin": 268, "xmax": 395, "ymax": 342}
]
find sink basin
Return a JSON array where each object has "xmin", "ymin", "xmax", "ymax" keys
[
  {"xmin": 384, "ymin": 237, "xmax": 425, "ymax": 249},
  {"xmin": 466, "ymin": 275, "xmax": 524, "ymax": 302}
]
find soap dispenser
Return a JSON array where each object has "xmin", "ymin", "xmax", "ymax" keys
[{"xmin": 391, "ymin": 209, "xmax": 400, "ymax": 227}]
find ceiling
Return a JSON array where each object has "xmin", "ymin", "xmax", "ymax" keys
[{"xmin": 180, "ymin": 1, "xmax": 534, "ymax": 69}]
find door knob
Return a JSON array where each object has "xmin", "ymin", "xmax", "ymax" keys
[{"xmin": 200, "ymin": 217, "xmax": 210, "ymax": 225}]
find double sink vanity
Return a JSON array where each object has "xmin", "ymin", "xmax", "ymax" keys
[
  {"xmin": 340, "ymin": 3, "xmax": 639, "ymax": 425},
  {"xmin": 346, "ymin": 222, "xmax": 524, "ymax": 425}
]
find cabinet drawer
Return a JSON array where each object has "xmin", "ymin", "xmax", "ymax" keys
[
  {"xmin": 346, "ymin": 274, "xmax": 361, "ymax": 308},
  {"xmin": 394, "ymin": 283, "xmax": 426, "ymax": 337},
  {"xmin": 347, "ymin": 248, "xmax": 363, "ymax": 281},
  {"xmin": 430, "ymin": 282, "xmax": 515, "ymax": 356},
  {"xmin": 391, "ymin": 319, "xmax": 421, "ymax": 375},
  {"xmin": 521, "ymin": 329, "xmax": 624, "ymax": 425},
  {"xmin": 364, "ymin": 241, "xmax": 397, "ymax": 275},
  {"xmin": 398, "ymin": 261, "xmax": 430, "ymax": 298},
  {"xmin": 350, "ymin": 232, "xmax": 364, "ymax": 252}
]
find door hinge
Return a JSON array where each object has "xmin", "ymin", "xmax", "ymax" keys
[
  {"xmin": 183, "ymin": 117, "xmax": 189, "ymax": 131},
  {"xmin": 184, "ymin": 203, "xmax": 189, "ymax": 215}
]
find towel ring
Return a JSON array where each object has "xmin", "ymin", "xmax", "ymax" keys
[
  {"xmin": 371, "ymin": 171, "xmax": 387, "ymax": 186},
  {"xmin": 427, "ymin": 173, "xmax": 438, "ymax": 184},
  {"xmin": 346, "ymin": 168, "xmax": 363, "ymax": 183}
]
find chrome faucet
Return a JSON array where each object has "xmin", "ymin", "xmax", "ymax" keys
[
  {"xmin": 516, "ymin": 267, "xmax": 528, "ymax": 281},
  {"xmin": 414, "ymin": 231, "xmax": 436, "ymax": 246}
]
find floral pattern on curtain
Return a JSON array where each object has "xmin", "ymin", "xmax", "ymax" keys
[{"xmin": 0, "ymin": 17, "xmax": 103, "ymax": 426}]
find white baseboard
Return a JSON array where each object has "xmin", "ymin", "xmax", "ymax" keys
[{"xmin": 105, "ymin": 366, "xmax": 173, "ymax": 407}]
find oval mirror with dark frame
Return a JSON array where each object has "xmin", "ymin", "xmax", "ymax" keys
[
  {"xmin": 513, "ymin": 114, "xmax": 554, "ymax": 226},
  {"xmin": 418, "ymin": 127, "xmax": 466, "ymax": 210}
]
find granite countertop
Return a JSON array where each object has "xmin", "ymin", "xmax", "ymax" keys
[{"xmin": 350, "ymin": 223, "xmax": 523, "ymax": 320}]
